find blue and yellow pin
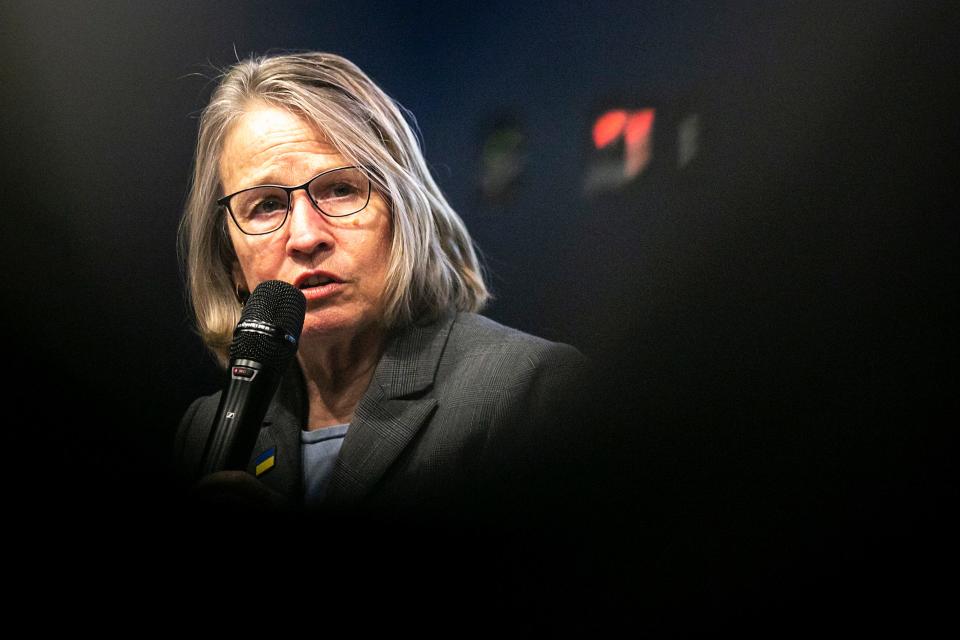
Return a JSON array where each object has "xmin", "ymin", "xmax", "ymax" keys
[{"xmin": 254, "ymin": 447, "xmax": 276, "ymax": 477}]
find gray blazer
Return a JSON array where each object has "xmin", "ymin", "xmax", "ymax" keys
[{"xmin": 173, "ymin": 311, "xmax": 587, "ymax": 513}]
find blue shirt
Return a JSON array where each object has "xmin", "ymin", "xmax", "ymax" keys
[{"xmin": 301, "ymin": 423, "xmax": 350, "ymax": 508}]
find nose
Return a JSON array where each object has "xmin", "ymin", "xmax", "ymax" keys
[{"xmin": 284, "ymin": 189, "xmax": 334, "ymax": 257}]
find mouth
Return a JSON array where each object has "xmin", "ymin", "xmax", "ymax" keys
[
  {"xmin": 293, "ymin": 271, "xmax": 345, "ymax": 299},
  {"xmin": 300, "ymin": 275, "xmax": 336, "ymax": 288}
]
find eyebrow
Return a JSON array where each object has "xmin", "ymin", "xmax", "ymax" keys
[{"xmin": 240, "ymin": 165, "xmax": 353, "ymax": 190}]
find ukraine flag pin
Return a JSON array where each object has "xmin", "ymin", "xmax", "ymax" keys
[{"xmin": 254, "ymin": 447, "xmax": 276, "ymax": 477}]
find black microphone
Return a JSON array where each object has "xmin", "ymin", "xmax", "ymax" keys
[{"xmin": 200, "ymin": 280, "xmax": 306, "ymax": 475}]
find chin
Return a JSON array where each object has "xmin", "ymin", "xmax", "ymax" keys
[{"xmin": 299, "ymin": 310, "xmax": 380, "ymax": 342}]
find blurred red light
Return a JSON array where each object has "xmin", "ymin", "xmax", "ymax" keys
[
  {"xmin": 593, "ymin": 110, "xmax": 628, "ymax": 149},
  {"xmin": 625, "ymin": 109, "xmax": 655, "ymax": 145}
]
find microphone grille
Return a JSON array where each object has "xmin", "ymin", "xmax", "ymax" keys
[{"xmin": 230, "ymin": 280, "xmax": 307, "ymax": 368}]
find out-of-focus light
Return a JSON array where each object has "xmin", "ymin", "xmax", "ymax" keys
[
  {"xmin": 677, "ymin": 113, "xmax": 700, "ymax": 168},
  {"xmin": 624, "ymin": 109, "xmax": 654, "ymax": 146},
  {"xmin": 624, "ymin": 109, "xmax": 655, "ymax": 178},
  {"xmin": 479, "ymin": 118, "xmax": 527, "ymax": 203},
  {"xmin": 585, "ymin": 108, "xmax": 657, "ymax": 193},
  {"xmin": 593, "ymin": 110, "xmax": 628, "ymax": 149}
]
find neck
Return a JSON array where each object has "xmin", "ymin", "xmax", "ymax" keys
[{"xmin": 296, "ymin": 324, "xmax": 386, "ymax": 431}]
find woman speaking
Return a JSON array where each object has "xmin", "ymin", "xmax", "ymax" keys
[{"xmin": 173, "ymin": 51, "xmax": 586, "ymax": 514}]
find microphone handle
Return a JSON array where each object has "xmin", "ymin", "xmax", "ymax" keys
[{"xmin": 200, "ymin": 358, "xmax": 283, "ymax": 475}]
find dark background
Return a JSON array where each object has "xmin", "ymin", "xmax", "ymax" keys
[{"xmin": 1, "ymin": 0, "xmax": 956, "ymax": 633}]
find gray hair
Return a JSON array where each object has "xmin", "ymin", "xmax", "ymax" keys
[{"xmin": 178, "ymin": 51, "xmax": 489, "ymax": 364}]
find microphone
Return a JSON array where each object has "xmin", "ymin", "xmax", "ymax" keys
[{"xmin": 200, "ymin": 280, "xmax": 306, "ymax": 475}]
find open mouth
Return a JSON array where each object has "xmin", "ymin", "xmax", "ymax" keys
[{"xmin": 299, "ymin": 274, "xmax": 337, "ymax": 288}]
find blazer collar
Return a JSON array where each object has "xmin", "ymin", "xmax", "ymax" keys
[
  {"xmin": 371, "ymin": 310, "xmax": 456, "ymax": 400},
  {"xmin": 245, "ymin": 312, "xmax": 456, "ymax": 508},
  {"xmin": 326, "ymin": 312, "xmax": 455, "ymax": 506}
]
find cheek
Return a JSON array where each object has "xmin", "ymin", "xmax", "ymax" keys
[
  {"xmin": 353, "ymin": 226, "xmax": 391, "ymax": 297},
  {"xmin": 233, "ymin": 237, "xmax": 285, "ymax": 282},
  {"xmin": 368, "ymin": 223, "xmax": 392, "ymax": 276}
]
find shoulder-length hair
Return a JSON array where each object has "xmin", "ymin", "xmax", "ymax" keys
[{"xmin": 179, "ymin": 51, "xmax": 489, "ymax": 365}]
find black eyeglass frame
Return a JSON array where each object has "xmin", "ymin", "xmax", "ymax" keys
[{"xmin": 217, "ymin": 165, "xmax": 373, "ymax": 236}]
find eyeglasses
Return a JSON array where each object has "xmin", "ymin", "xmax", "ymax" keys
[{"xmin": 218, "ymin": 166, "xmax": 372, "ymax": 235}]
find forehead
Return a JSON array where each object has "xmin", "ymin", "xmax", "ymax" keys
[{"xmin": 219, "ymin": 104, "xmax": 347, "ymax": 192}]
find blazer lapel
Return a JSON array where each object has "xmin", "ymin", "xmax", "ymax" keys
[
  {"xmin": 244, "ymin": 363, "xmax": 306, "ymax": 504},
  {"xmin": 324, "ymin": 312, "xmax": 455, "ymax": 506}
]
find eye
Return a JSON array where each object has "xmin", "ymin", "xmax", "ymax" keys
[
  {"xmin": 250, "ymin": 197, "xmax": 286, "ymax": 216},
  {"xmin": 325, "ymin": 182, "xmax": 360, "ymax": 199}
]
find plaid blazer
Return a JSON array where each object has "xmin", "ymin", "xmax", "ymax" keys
[{"xmin": 172, "ymin": 311, "xmax": 587, "ymax": 513}]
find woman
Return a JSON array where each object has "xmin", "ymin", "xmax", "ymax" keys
[{"xmin": 173, "ymin": 51, "xmax": 586, "ymax": 514}]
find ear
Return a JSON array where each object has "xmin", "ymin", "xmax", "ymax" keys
[{"xmin": 232, "ymin": 261, "xmax": 250, "ymax": 304}]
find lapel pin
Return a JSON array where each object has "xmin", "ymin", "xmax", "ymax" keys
[{"xmin": 254, "ymin": 446, "xmax": 276, "ymax": 477}]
